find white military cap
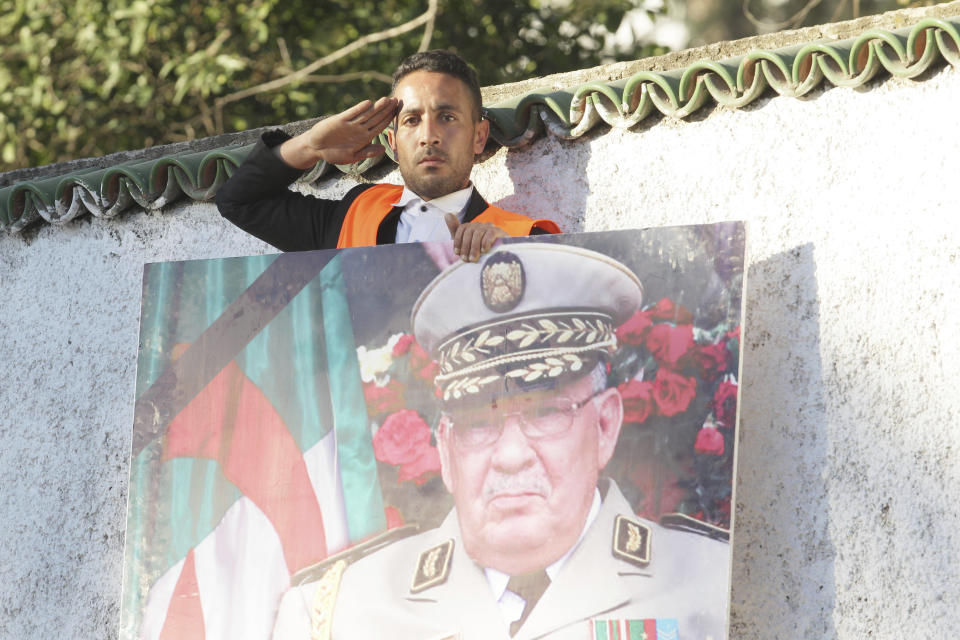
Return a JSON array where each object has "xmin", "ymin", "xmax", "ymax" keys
[{"xmin": 411, "ymin": 242, "xmax": 643, "ymax": 404}]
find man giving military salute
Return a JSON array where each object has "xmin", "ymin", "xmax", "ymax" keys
[
  {"xmin": 217, "ymin": 50, "xmax": 559, "ymax": 260},
  {"xmin": 272, "ymin": 243, "xmax": 731, "ymax": 640}
]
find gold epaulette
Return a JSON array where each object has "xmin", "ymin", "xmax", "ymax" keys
[
  {"xmin": 309, "ymin": 559, "xmax": 346, "ymax": 640},
  {"xmin": 291, "ymin": 524, "xmax": 421, "ymax": 588}
]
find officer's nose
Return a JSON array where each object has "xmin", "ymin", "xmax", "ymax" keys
[{"xmin": 489, "ymin": 417, "xmax": 537, "ymax": 473}]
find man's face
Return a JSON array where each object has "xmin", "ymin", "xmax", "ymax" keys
[
  {"xmin": 437, "ymin": 376, "xmax": 623, "ymax": 574},
  {"xmin": 386, "ymin": 71, "xmax": 489, "ymax": 200}
]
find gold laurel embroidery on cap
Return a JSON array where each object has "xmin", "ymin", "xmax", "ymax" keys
[
  {"xmin": 440, "ymin": 328, "xmax": 506, "ymax": 374},
  {"xmin": 439, "ymin": 344, "xmax": 615, "ymax": 400},
  {"xmin": 435, "ymin": 312, "xmax": 617, "ymax": 400},
  {"xmin": 440, "ymin": 315, "xmax": 613, "ymax": 374},
  {"xmin": 504, "ymin": 352, "xmax": 584, "ymax": 382},
  {"xmin": 481, "ymin": 259, "xmax": 524, "ymax": 312},
  {"xmin": 309, "ymin": 559, "xmax": 348, "ymax": 640},
  {"xmin": 612, "ymin": 514, "xmax": 652, "ymax": 568},
  {"xmin": 410, "ymin": 539, "xmax": 454, "ymax": 594},
  {"xmin": 505, "ymin": 316, "xmax": 610, "ymax": 350}
]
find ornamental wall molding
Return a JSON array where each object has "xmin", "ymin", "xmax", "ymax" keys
[{"xmin": 1, "ymin": 9, "xmax": 959, "ymax": 235}]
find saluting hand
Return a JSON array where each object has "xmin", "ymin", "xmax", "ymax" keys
[
  {"xmin": 445, "ymin": 214, "xmax": 509, "ymax": 263},
  {"xmin": 280, "ymin": 97, "xmax": 400, "ymax": 169}
]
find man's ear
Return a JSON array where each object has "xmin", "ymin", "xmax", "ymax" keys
[
  {"xmin": 436, "ymin": 418, "xmax": 455, "ymax": 493},
  {"xmin": 386, "ymin": 126, "xmax": 398, "ymax": 158},
  {"xmin": 595, "ymin": 388, "xmax": 624, "ymax": 470},
  {"xmin": 473, "ymin": 118, "xmax": 489, "ymax": 155}
]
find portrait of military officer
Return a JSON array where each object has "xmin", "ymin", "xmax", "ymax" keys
[{"xmin": 272, "ymin": 242, "xmax": 732, "ymax": 640}]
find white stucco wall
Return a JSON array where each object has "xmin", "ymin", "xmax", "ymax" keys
[{"xmin": 2, "ymin": 58, "xmax": 959, "ymax": 640}]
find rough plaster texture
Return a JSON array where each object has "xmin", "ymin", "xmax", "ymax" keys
[{"xmin": 2, "ymin": 66, "xmax": 959, "ymax": 640}]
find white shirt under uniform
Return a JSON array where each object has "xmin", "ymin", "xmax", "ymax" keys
[{"xmin": 484, "ymin": 489, "xmax": 603, "ymax": 630}]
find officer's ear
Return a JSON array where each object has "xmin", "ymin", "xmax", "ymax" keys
[
  {"xmin": 436, "ymin": 417, "xmax": 455, "ymax": 493},
  {"xmin": 595, "ymin": 387, "xmax": 623, "ymax": 470}
]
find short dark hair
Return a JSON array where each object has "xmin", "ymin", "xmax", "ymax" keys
[{"xmin": 392, "ymin": 50, "xmax": 483, "ymax": 121}]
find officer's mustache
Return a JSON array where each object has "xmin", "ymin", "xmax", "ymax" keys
[{"xmin": 482, "ymin": 471, "xmax": 550, "ymax": 502}]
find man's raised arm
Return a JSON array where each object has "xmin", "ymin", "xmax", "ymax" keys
[
  {"xmin": 277, "ymin": 97, "xmax": 399, "ymax": 169},
  {"xmin": 215, "ymin": 97, "xmax": 399, "ymax": 251}
]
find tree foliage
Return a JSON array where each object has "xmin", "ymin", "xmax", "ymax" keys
[
  {"xmin": 0, "ymin": 0, "xmax": 948, "ymax": 171},
  {"xmin": 0, "ymin": 0, "xmax": 661, "ymax": 171}
]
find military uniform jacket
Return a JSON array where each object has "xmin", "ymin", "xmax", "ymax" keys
[{"xmin": 272, "ymin": 480, "xmax": 730, "ymax": 640}]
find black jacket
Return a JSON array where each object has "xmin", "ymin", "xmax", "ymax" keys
[{"xmin": 216, "ymin": 131, "xmax": 504, "ymax": 252}]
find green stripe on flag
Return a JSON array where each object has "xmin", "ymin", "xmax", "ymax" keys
[
  {"xmin": 238, "ymin": 256, "xmax": 332, "ymax": 451},
  {"xmin": 136, "ymin": 261, "xmax": 180, "ymax": 396},
  {"xmin": 321, "ymin": 254, "xmax": 386, "ymax": 541}
]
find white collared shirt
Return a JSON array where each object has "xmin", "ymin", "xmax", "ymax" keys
[
  {"xmin": 392, "ymin": 184, "xmax": 474, "ymax": 243},
  {"xmin": 484, "ymin": 488, "xmax": 603, "ymax": 629}
]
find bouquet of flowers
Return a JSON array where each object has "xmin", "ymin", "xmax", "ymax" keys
[
  {"xmin": 609, "ymin": 297, "xmax": 740, "ymax": 528},
  {"xmin": 356, "ymin": 333, "xmax": 451, "ymax": 529}
]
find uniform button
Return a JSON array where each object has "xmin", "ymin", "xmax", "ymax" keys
[{"xmin": 420, "ymin": 205, "xmax": 427, "ymax": 212}]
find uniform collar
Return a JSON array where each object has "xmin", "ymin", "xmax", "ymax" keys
[{"xmin": 484, "ymin": 487, "xmax": 603, "ymax": 600}]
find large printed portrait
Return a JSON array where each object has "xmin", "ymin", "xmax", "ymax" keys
[{"xmin": 121, "ymin": 225, "xmax": 745, "ymax": 640}]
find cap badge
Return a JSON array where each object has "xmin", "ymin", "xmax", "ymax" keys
[
  {"xmin": 612, "ymin": 514, "xmax": 651, "ymax": 567},
  {"xmin": 481, "ymin": 251, "xmax": 525, "ymax": 313},
  {"xmin": 411, "ymin": 539, "xmax": 455, "ymax": 593}
]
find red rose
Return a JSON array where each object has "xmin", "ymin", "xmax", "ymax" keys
[
  {"xmin": 373, "ymin": 410, "xmax": 430, "ymax": 464},
  {"xmin": 646, "ymin": 323, "xmax": 694, "ymax": 367},
  {"xmin": 691, "ymin": 342, "xmax": 730, "ymax": 381},
  {"xmin": 384, "ymin": 506, "xmax": 404, "ymax": 529},
  {"xmin": 373, "ymin": 410, "xmax": 441, "ymax": 484},
  {"xmin": 615, "ymin": 310, "xmax": 653, "ymax": 346},
  {"xmin": 712, "ymin": 381, "xmax": 738, "ymax": 427},
  {"xmin": 409, "ymin": 341, "xmax": 440, "ymax": 381},
  {"xmin": 363, "ymin": 379, "xmax": 405, "ymax": 415},
  {"xmin": 650, "ymin": 298, "xmax": 693, "ymax": 325},
  {"xmin": 694, "ymin": 426, "xmax": 725, "ymax": 456},
  {"xmin": 618, "ymin": 379, "xmax": 656, "ymax": 424},
  {"xmin": 392, "ymin": 334, "xmax": 415, "ymax": 357},
  {"xmin": 652, "ymin": 369, "xmax": 697, "ymax": 417},
  {"xmin": 398, "ymin": 446, "xmax": 441, "ymax": 485}
]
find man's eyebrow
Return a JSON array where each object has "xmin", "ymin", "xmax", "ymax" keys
[{"xmin": 433, "ymin": 103, "xmax": 460, "ymax": 112}]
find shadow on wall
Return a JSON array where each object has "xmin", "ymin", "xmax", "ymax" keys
[
  {"xmin": 730, "ymin": 243, "xmax": 838, "ymax": 639},
  {"xmin": 495, "ymin": 136, "xmax": 592, "ymax": 233}
]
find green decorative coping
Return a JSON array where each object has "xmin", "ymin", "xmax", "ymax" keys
[{"xmin": 2, "ymin": 17, "xmax": 959, "ymax": 234}]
